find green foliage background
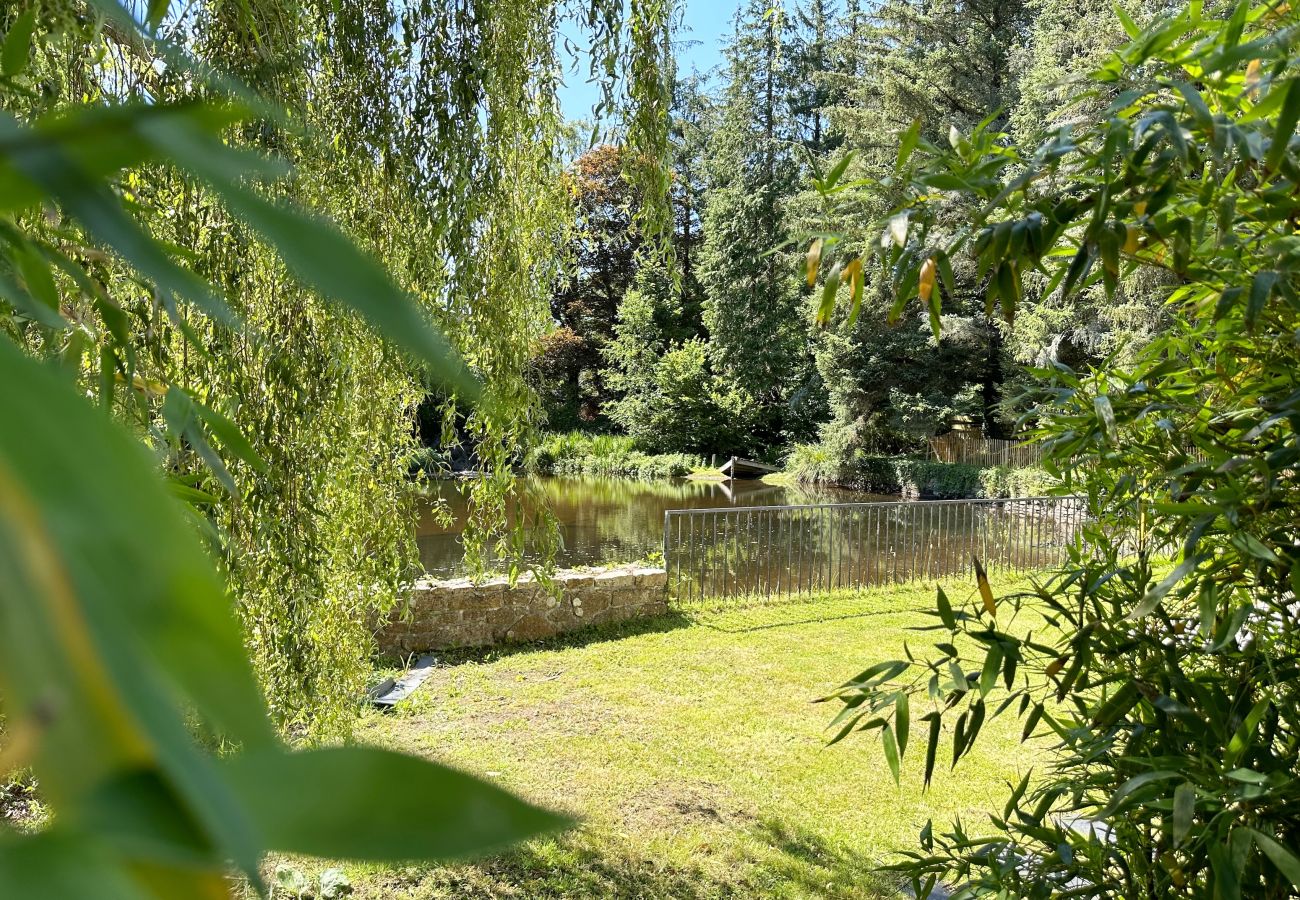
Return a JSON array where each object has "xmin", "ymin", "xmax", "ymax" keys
[{"xmin": 1, "ymin": 0, "xmax": 672, "ymax": 738}]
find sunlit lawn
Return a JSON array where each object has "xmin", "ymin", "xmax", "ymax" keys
[{"xmin": 331, "ymin": 576, "xmax": 1042, "ymax": 898}]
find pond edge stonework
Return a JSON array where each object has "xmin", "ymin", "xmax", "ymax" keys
[{"xmin": 374, "ymin": 564, "xmax": 668, "ymax": 655}]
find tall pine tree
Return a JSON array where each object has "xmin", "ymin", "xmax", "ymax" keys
[{"xmin": 699, "ymin": 0, "xmax": 822, "ymax": 453}]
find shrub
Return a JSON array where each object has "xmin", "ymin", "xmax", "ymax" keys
[
  {"xmin": 977, "ymin": 464, "xmax": 1058, "ymax": 498},
  {"xmin": 787, "ymin": 447, "xmax": 1018, "ymax": 499},
  {"xmin": 532, "ymin": 431, "xmax": 701, "ymax": 480},
  {"xmin": 820, "ymin": 9, "xmax": 1300, "ymax": 897}
]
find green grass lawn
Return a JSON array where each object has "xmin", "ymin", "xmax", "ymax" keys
[{"xmin": 332, "ymin": 577, "xmax": 1043, "ymax": 899}]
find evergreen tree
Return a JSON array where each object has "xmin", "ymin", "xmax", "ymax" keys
[
  {"xmin": 807, "ymin": 0, "xmax": 1031, "ymax": 454},
  {"xmin": 699, "ymin": 0, "xmax": 821, "ymax": 453},
  {"xmin": 1003, "ymin": 0, "xmax": 1172, "ymax": 378}
]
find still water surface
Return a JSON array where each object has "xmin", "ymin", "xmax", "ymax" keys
[{"xmin": 416, "ymin": 475, "xmax": 892, "ymax": 576}]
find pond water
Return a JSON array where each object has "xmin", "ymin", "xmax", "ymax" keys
[{"xmin": 416, "ymin": 475, "xmax": 893, "ymax": 576}]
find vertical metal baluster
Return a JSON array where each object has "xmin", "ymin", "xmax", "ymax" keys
[
  {"xmin": 910, "ymin": 505, "xmax": 919, "ymax": 585},
  {"xmin": 917, "ymin": 504, "xmax": 926, "ymax": 584},
  {"xmin": 946, "ymin": 502, "xmax": 955, "ymax": 578},
  {"xmin": 764, "ymin": 509, "xmax": 774, "ymax": 600},
  {"xmin": 981, "ymin": 499, "xmax": 991, "ymax": 575},
  {"xmin": 742, "ymin": 510, "xmax": 750, "ymax": 599},
  {"xmin": 676, "ymin": 514, "xmax": 684, "ymax": 599},
  {"xmin": 685, "ymin": 514, "xmax": 692, "ymax": 604},
  {"xmin": 763, "ymin": 510, "xmax": 771, "ymax": 600},
  {"xmin": 916, "ymin": 504, "xmax": 925, "ymax": 583},
  {"xmin": 781, "ymin": 509, "xmax": 788, "ymax": 599},
  {"xmin": 912, "ymin": 504, "xmax": 922, "ymax": 585},
  {"xmin": 1030, "ymin": 499, "xmax": 1040, "ymax": 571},
  {"xmin": 793, "ymin": 509, "xmax": 800, "ymax": 600},
  {"xmin": 927, "ymin": 504, "xmax": 936, "ymax": 579},
  {"xmin": 739, "ymin": 511, "xmax": 746, "ymax": 597},
  {"xmin": 723, "ymin": 512, "xmax": 732, "ymax": 599},
  {"xmin": 712, "ymin": 512, "xmax": 721, "ymax": 600},
  {"xmin": 1020, "ymin": 500, "xmax": 1029, "ymax": 573},
  {"xmin": 854, "ymin": 507, "xmax": 864, "ymax": 591},
  {"xmin": 785, "ymin": 509, "xmax": 792, "ymax": 601},
  {"xmin": 826, "ymin": 506, "xmax": 834, "ymax": 592},
  {"xmin": 663, "ymin": 512, "xmax": 671, "ymax": 600},
  {"xmin": 1018, "ymin": 500, "xmax": 1027, "ymax": 573},
  {"xmin": 884, "ymin": 507, "xmax": 893, "ymax": 585},
  {"xmin": 833, "ymin": 506, "xmax": 840, "ymax": 591},
  {"xmin": 874, "ymin": 506, "xmax": 882, "ymax": 587},
  {"xmin": 745, "ymin": 510, "xmax": 753, "ymax": 598},
  {"xmin": 932, "ymin": 503, "xmax": 941, "ymax": 580},
  {"xmin": 1020, "ymin": 500, "xmax": 1030, "ymax": 573},
  {"xmin": 728, "ymin": 511, "xmax": 735, "ymax": 598},
  {"xmin": 677, "ymin": 513, "xmax": 684, "ymax": 602}
]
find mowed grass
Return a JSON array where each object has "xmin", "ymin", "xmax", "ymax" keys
[{"xmin": 338, "ymin": 576, "xmax": 1043, "ymax": 899}]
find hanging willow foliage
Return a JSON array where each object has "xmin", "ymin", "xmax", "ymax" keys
[{"xmin": 0, "ymin": 0, "xmax": 673, "ymax": 739}]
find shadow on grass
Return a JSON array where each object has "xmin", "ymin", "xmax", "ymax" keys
[
  {"xmin": 386, "ymin": 609, "xmax": 697, "ymax": 669},
  {"xmin": 679, "ymin": 591, "xmax": 940, "ymax": 634},
  {"xmin": 353, "ymin": 819, "xmax": 901, "ymax": 899},
  {"xmin": 684, "ymin": 601, "xmax": 937, "ymax": 634}
]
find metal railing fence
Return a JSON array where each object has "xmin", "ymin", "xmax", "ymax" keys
[{"xmin": 663, "ymin": 496, "xmax": 1086, "ymax": 604}]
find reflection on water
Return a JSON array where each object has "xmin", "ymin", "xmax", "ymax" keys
[
  {"xmin": 416, "ymin": 476, "xmax": 893, "ymax": 576},
  {"xmin": 663, "ymin": 497, "xmax": 1085, "ymax": 603}
]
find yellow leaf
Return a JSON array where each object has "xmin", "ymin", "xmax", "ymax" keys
[
  {"xmin": 1123, "ymin": 224, "xmax": 1140, "ymax": 255},
  {"xmin": 918, "ymin": 256, "xmax": 937, "ymax": 302},
  {"xmin": 1246, "ymin": 58, "xmax": 1263, "ymax": 96},
  {"xmin": 806, "ymin": 238, "xmax": 823, "ymax": 287},
  {"xmin": 843, "ymin": 256, "xmax": 862, "ymax": 286},
  {"xmin": 973, "ymin": 557, "xmax": 996, "ymax": 618}
]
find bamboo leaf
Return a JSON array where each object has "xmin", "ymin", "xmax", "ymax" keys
[
  {"xmin": 881, "ymin": 725, "xmax": 901, "ymax": 785},
  {"xmin": 816, "ymin": 263, "xmax": 842, "ymax": 327},
  {"xmin": 1172, "ymin": 782, "xmax": 1195, "ymax": 846},
  {"xmin": 222, "ymin": 746, "xmax": 569, "ymax": 861},
  {"xmin": 1113, "ymin": 3, "xmax": 1140, "ymax": 38},
  {"xmin": 935, "ymin": 586, "xmax": 956, "ymax": 630},
  {"xmin": 1250, "ymin": 829, "xmax": 1300, "ymax": 888},
  {"xmin": 923, "ymin": 714, "xmax": 940, "ymax": 788},
  {"xmin": 897, "ymin": 119, "xmax": 921, "ymax": 168},
  {"xmin": 979, "ymin": 644, "xmax": 1003, "ymax": 697},
  {"xmin": 1094, "ymin": 394, "xmax": 1117, "ymax": 443},
  {"xmin": 806, "ymin": 238, "xmax": 823, "ymax": 287},
  {"xmin": 886, "ymin": 212, "xmax": 909, "ymax": 248},
  {"xmin": 1, "ymin": 8, "xmax": 36, "ymax": 78},
  {"xmin": 895, "ymin": 692, "xmax": 910, "ymax": 756},
  {"xmin": 973, "ymin": 557, "xmax": 996, "ymax": 617},
  {"xmin": 190, "ymin": 396, "xmax": 268, "ymax": 476},
  {"xmin": 1128, "ymin": 554, "xmax": 1200, "ymax": 620},
  {"xmin": 1265, "ymin": 78, "xmax": 1299, "ymax": 173},
  {"xmin": 822, "ymin": 151, "xmax": 854, "ymax": 191}
]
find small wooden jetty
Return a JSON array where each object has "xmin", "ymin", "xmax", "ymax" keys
[{"xmin": 720, "ymin": 456, "xmax": 779, "ymax": 480}]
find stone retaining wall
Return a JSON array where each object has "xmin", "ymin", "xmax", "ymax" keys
[{"xmin": 374, "ymin": 564, "xmax": 668, "ymax": 655}]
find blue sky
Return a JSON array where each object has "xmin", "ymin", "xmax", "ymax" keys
[{"xmin": 557, "ymin": 0, "xmax": 737, "ymax": 122}]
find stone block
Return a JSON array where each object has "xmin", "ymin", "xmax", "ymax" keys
[
  {"xmin": 594, "ymin": 569, "xmax": 637, "ymax": 590},
  {"xmin": 504, "ymin": 613, "xmax": 555, "ymax": 643}
]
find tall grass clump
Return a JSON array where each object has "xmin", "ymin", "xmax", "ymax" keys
[{"xmin": 533, "ymin": 431, "xmax": 702, "ymax": 480}]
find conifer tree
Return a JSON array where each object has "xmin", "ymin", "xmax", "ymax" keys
[{"xmin": 699, "ymin": 0, "xmax": 820, "ymax": 452}]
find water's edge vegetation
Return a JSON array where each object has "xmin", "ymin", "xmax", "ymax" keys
[{"xmin": 532, "ymin": 430, "xmax": 1056, "ymax": 499}]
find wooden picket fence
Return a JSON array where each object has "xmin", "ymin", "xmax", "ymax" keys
[{"xmin": 928, "ymin": 432, "xmax": 1042, "ymax": 468}]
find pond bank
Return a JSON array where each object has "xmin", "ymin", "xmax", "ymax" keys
[
  {"xmin": 416, "ymin": 475, "xmax": 893, "ymax": 577},
  {"xmin": 785, "ymin": 449, "xmax": 1056, "ymax": 500}
]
